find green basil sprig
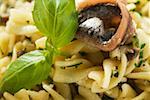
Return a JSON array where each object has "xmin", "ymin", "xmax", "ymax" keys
[
  {"xmin": 0, "ymin": 0, "xmax": 78, "ymax": 93},
  {"xmin": 33, "ymin": 0, "xmax": 78, "ymax": 48},
  {"xmin": 0, "ymin": 50, "xmax": 52, "ymax": 93}
]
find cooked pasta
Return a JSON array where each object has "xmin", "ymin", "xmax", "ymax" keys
[{"xmin": 0, "ymin": 0, "xmax": 150, "ymax": 100}]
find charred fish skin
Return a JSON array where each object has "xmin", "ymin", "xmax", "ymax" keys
[{"xmin": 76, "ymin": 0, "xmax": 135, "ymax": 51}]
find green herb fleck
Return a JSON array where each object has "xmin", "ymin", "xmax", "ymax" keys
[
  {"xmin": 135, "ymin": 60, "xmax": 144, "ymax": 67},
  {"xmin": 66, "ymin": 62, "xmax": 83, "ymax": 68},
  {"xmin": 139, "ymin": 51, "xmax": 143, "ymax": 59},
  {"xmin": 140, "ymin": 43, "xmax": 146, "ymax": 49},
  {"xmin": 138, "ymin": 60, "xmax": 144, "ymax": 67},
  {"xmin": 134, "ymin": 43, "xmax": 146, "ymax": 68},
  {"xmin": 135, "ymin": 0, "xmax": 140, "ymax": 4}
]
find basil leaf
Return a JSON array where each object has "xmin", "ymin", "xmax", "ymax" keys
[
  {"xmin": 33, "ymin": 0, "xmax": 78, "ymax": 48},
  {"xmin": 0, "ymin": 50, "xmax": 52, "ymax": 93}
]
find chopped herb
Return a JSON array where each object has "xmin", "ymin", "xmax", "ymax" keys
[
  {"xmin": 134, "ymin": 43, "xmax": 146, "ymax": 67},
  {"xmin": 139, "ymin": 51, "xmax": 143, "ymax": 59},
  {"xmin": 138, "ymin": 60, "xmax": 144, "ymax": 67},
  {"xmin": 140, "ymin": 43, "xmax": 146, "ymax": 49},
  {"xmin": 135, "ymin": 60, "xmax": 144, "ymax": 67},
  {"xmin": 135, "ymin": 0, "xmax": 140, "ymax": 4},
  {"xmin": 67, "ymin": 62, "xmax": 83, "ymax": 68},
  {"xmin": 61, "ymin": 62, "xmax": 83, "ymax": 68},
  {"xmin": 134, "ymin": 63, "xmax": 138, "ymax": 67}
]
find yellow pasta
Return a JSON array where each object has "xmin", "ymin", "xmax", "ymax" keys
[
  {"xmin": 132, "ymin": 91, "xmax": 150, "ymax": 100},
  {"xmin": 136, "ymin": 29, "xmax": 150, "ymax": 59},
  {"xmin": 3, "ymin": 92, "xmax": 18, "ymax": 100},
  {"xmin": 6, "ymin": 2, "xmax": 38, "ymax": 37},
  {"xmin": 118, "ymin": 83, "xmax": 137, "ymax": 99},
  {"xmin": 27, "ymin": 90, "xmax": 49, "ymax": 100},
  {"xmin": 10, "ymin": 9, "xmax": 33, "ymax": 25},
  {"xmin": 35, "ymin": 37, "xmax": 47, "ymax": 49},
  {"xmin": 125, "ymin": 56, "xmax": 139, "ymax": 75},
  {"xmin": 76, "ymin": 77, "xmax": 94, "ymax": 89},
  {"xmin": 0, "ymin": 56, "xmax": 11, "ymax": 68},
  {"xmin": 42, "ymin": 84, "xmax": 65, "ymax": 100},
  {"xmin": 53, "ymin": 65, "xmax": 99, "ymax": 83},
  {"xmin": 78, "ymin": 86, "xmax": 100, "ymax": 100},
  {"xmin": 135, "ymin": 80, "xmax": 150, "ymax": 92},
  {"xmin": 55, "ymin": 58, "xmax": 92, "ymax": 69},
  {"xmin": 141, "ymin": 1, "xmax": 150, "ymax": 17},
  {"xmin": 88, "ymin": 70, "xmax": 104, "ymax": 86},
  {"xmin": 127, "ymin": 72, "xmax": 150, "ymax": 80},
  {"xmin": 54, "ymin": 83, "xmax": 72, "ymax": 100},
  {"xmin": 102, "ymin": 59, "xmax": 115, "ymax": 88},
  {"xmin": 22, "ymin": 40, "xmax": 35, "ymax": 52},
  {"xmin": 108, "ymin": 54, "xmax": 128, "ymax": 90},
  {"xmin": 140, "ymin": 17, "xmax": 150, "ymax": 35},
  {"xmin": 91, "ymin": 54, "xmax": 127, "ymax": 93},
  {"xmin": 60, "ymin": 40, "xmax": 86, "ymax": 56},
  {"xmin": 110, "ymin": 48, "xmax": 121, "ymax": 60},
  {"xmin": 105, "ymin": 87, "xmax": 121, "ymax": 99},
  {"xmin": 0, "ymin": 32, "xmax": 9, "ymax": 56},
  {"xmin": 14, "ymin": 89, "xmax": 29, "ymax": 100},
  {"xmin": 8, "ymin": 34, "xmax": 16, "ymax": 53}
]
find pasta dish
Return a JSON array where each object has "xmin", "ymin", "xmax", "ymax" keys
[{"xmin": 0, "ymin": 0, "xmax": 150, "ymax": 100}]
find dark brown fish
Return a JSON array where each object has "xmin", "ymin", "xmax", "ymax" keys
[{"xmin": 76, "ymin": 0, "xmax": 135, "ymax": 51}]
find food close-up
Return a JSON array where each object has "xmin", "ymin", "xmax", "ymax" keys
[{"xmin": 0, "ymin": 0, "xmax": 150, "ymax": 100}]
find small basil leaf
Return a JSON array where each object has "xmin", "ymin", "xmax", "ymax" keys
[
  {"xmin": 33, "ymin": 0, "xmax": 78, "ymax": 48},
  {"xmin": 0, "ymin": 50, "xmax": 52, "ymax": 93}
]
